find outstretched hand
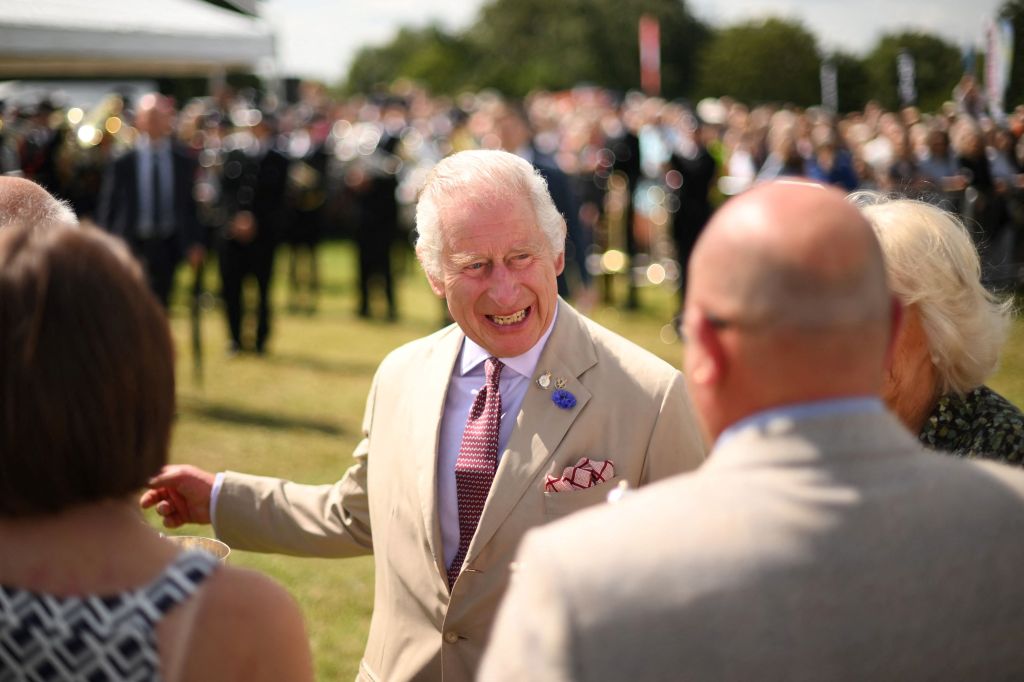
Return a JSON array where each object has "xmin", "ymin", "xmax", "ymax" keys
[{"xmin": 140, "ymin": 464, "xmax": 216, "ymax": 528}]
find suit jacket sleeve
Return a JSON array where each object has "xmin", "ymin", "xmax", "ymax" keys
[
  {"xmin": 212, "ymin": 372, "xmax": 378, "ymax": 557},
  {"xmin": 641, "ymin": 371, "xmax": 706, "ymax": 484},
  {"xmin": 96, "ymin": 155, "xmax": 130, "ymax": 239}
]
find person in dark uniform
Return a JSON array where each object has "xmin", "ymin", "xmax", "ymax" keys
[
  {"xmin": 17, "ymin": 99, "xmax": 63, "ymax": 197},
  {"xmin": 218, "ymin": 113, "xmax": 290, "ymax": 354},
  {"xmin": 96, "ymin": 93, "xmax": 204, "ymax": 307},
  {"xmin": 346, "ymin": 109, "xmax": 402, "ymax": 321},
  {"xmin": 610, "ymin": 102, "xmax": 643, "ymax": 309},
  {"xmin": 284, "ymin": 117, "xmax": 330, "ymax": 314},
  {"xmin": 667, "ymin": 112, "xmax": 717, "ymax": 306}
]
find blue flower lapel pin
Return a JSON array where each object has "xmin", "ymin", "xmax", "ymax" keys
[
  {"xmin": 538, "ymin": 371, "xmax": 576, "ymax": 409},
  {"xmin": 551, "ymin": 387, "xmax": 576, "ymax": 409}
]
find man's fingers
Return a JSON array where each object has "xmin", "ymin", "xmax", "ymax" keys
[
  {"xmin": 165, "ymin": 487, "xmax": 190, "ymax": 516},
  {"xmin": 139, "ymin": 489, "xmax": 161, "ymax": 509},
  {"xmin": 145, "ymin": 486, "xmax": 190, "ymax": 517},
  {"xmin": 147, "ymin": 465, "xmax": 186, "ymax": 488},
  {"xmin": 140, "ymin": 465, "xmax": 211, "ymax": 526},
  {"xmin": 162, "ymin": 514, "xmax": 184, "ymax": 529}
]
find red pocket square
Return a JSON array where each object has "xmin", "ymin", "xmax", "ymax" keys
[{"xmin": 544, "ymin": 457, "xmax": 615, "ymax": 492}]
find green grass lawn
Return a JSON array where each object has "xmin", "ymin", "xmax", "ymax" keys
[{"xmin": 154, "ymin": 240, "xmax": 1024, "ymax": 680}]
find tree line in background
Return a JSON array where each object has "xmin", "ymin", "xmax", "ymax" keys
[{"xmin": 342, "ymin": 0, "xmax": 1024, "ymax": 113}]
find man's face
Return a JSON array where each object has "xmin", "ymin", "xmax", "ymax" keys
[
  {"xmin": 136, "ymin": 99, "xmax": 175, "ymax": 141},
  {"xmin": 495, "ymin": 113, "xmax": 530, "ymax": 152},
  {"xmin": 430, "ymin": 194, "xmax": 564, "ymax": 358}
]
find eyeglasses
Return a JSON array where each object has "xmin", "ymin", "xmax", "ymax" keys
[{"xmin": 673, "ymin": 310, "xmax": 753, "ymax": 343}]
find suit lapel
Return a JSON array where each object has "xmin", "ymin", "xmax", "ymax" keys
[
  {"xmin": 415, "ymin": 326, "xmax": 464, "ymax": 583},
  {"xmin": 466, "ymin": 300, "xmax": 597, "ymax": 563}
]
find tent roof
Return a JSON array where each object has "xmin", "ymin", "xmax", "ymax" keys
[{"xmin": 0, "ymin": 0, "xmax": 275, "ymax": 76}]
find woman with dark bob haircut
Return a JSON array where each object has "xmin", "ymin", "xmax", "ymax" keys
[{"xmin": 0, "ymin": 224, "xmax": 313, "ymax": 681}]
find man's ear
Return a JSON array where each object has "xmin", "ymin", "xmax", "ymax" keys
[
  {"xmin": 427, "ymin": 274, "xmax": 446, "ymax": 298},
  {"xmin": 553, "ymin": 249, "xmax": 565, "ymax": 277},
  {"xmin": 687, "ymin": 315, "xmax": 727, "ymax": 386}
]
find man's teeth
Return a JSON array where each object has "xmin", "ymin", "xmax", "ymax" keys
[{"xmin": 491, "ymin": 309, "xmax": 527, "ymax": 326}]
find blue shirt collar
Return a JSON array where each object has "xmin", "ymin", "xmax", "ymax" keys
[{"xmin": 717, "ymin": 396, "xmax": 885, "ymax": 447}]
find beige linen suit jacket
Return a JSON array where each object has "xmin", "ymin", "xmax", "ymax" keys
[
  {"xmin": 214, "ymin": 300, "xmax": 705, "ymax": 681},
  {"xmin": 481, "ymin": 407, "xmax": 1024, "ymax": 681}
]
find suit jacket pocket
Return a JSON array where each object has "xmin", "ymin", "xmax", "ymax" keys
[{"xmin": 542, "ymin": 477, "xmax": 619, "ymax": 520}]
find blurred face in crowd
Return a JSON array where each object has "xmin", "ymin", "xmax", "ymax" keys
[
  {"xmin": 953, "ymin": 125, "xmax": 983, "ymax": 158},
  {"xmin": 495, "ymin": 110, "xmax": 532, "ymax": 152},
  {"xmin": 927, "ymin": 130, "xmax": 949, "ymax": 158},
  {"xmin": 429, "ymin": 193, "xmax": 564, "ymax": 358},
  {"xmin": 135, "ymin": 94, "xmax": 175, "ymax": 142}
]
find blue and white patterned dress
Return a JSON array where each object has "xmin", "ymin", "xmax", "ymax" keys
[{"xmin": 0, "ymin": 551, "xmax": 219, "ymax": 681}]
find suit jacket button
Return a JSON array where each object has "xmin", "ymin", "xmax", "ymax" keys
[{"xmin": 444, "ymin": 631, "xmax": 459, "ymax": 644}]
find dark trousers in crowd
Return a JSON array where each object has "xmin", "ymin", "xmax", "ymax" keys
[
  {"xmin": 357, "ymin": 238, "xmax": 396, "ymax": 320},
  {"xmin": 220, "ymin": 240, "xmax": 275, "ymax": 353},
  {"xmin": 134, "ymin": 235, "xmax": 180, "ymax": 308}
]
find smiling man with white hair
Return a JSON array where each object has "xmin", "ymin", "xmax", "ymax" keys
[{"xmin": 142, "ymin": 149, "xmax": 705, "ymax": 681}]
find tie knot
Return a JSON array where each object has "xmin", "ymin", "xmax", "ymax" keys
[{"xmin": 484, "ymin": 357, "xmax": 503, "ymax": 386}]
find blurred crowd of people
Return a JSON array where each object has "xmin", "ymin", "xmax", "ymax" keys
[{"xmin": 2, "ymin": 77, "xmax": 1023, "ymax": 350}]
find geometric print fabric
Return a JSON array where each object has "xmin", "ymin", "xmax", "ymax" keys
[
  {"xmin": 0, "ymin": 551, "xmax": 218, "ymax": 681},
  {"xmin": 448, "ymin": 357, "xmax": 504, "ymax": 589}
]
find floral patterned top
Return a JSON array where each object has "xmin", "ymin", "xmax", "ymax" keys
[{"xmin": 918, "ymin": 385, "xmax": 1024, "ymax": 465}]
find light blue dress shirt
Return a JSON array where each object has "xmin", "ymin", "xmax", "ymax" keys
[
  {"xmin": 437, "ymin": 308, "xmax": 558, "ymax": 570},
  {"xmin": 715, "ymin": 397, "xmax": 885, "ymax": 449},
  {"xmin": 135, "ymin": 136, "xmax": 174, "ymax": 238}
]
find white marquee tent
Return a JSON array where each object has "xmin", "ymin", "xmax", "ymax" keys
[{"xmin": 0, "ymin": 0, "xmax": 276, "ymax": 77}]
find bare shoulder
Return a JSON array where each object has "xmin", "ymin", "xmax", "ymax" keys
[
  {"xmin": 200, "ymin": 565, "xmax": 302, "ymax": 614},
  {"xmin": 178, "ymin": 565, "xmax": 314, "ymax": 681}
]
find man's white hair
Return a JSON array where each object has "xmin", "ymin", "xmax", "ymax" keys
[
  {"xmin": 414, "ymin": 150, "xmax": 566, "ymax": 281},
  {"xmin": 852, "ymin": 192, "xmax": 1012, "ymax": 394},
  {"xmin": 0, "ymin": 177, "xmax": 79, "ymax": 233}
]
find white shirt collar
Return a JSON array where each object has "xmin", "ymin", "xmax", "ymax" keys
[{"xmin": 458, "ymin": 303, "xmax": 559, "ymax": 379}]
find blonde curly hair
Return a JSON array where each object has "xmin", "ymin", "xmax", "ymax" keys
[{"xmin": 851, "ymin": 192, "xmax": 1013, "ymax": 395}]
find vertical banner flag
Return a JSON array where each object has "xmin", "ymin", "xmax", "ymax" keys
[
  {"xmin": 639, "ymin": 14, "xmax": 661, "ymax": 96},
  {"xmin": 962, "ymin": 43, "xmax": 976, "ymax": 76},
  {"xmin": 897, "ymin": 50, "xmax": 916, "ymax": 106},
  {"xmin": 985, "ymin": 18, "xmax": 1014, "ymax": 121},
  {"xmin": 820, "ymin": 61, "xmax": 838, "ymax": 113}
]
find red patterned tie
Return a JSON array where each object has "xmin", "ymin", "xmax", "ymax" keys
[{"xmin": 448, "ymin": 357, "xmax": 504, "ymax": 588}]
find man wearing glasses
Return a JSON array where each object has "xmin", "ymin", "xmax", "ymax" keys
[{"xmin": 483, "ymin": 180, "xmax": 1024, "ymax": 680}]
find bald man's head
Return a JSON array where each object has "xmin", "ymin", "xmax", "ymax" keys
[
  {"xmin": 0, "ymin": 177, "xmax": 78, "ymax": 234},
  {"xmin": 683, "ymin": 181, "xmax": 896, "ymax": 439},
  {"xmin": 689, "ymin": 181, "xmax": 889, "ymax": 330}
]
